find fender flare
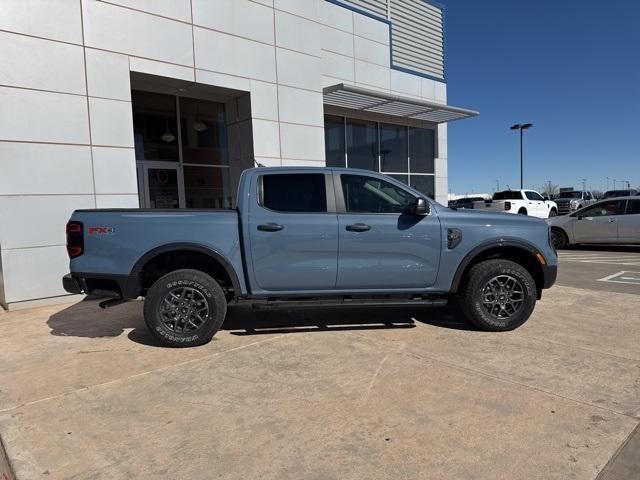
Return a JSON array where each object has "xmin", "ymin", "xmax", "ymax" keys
[
  {"xmin": 450, "ymin": 238, "xmax": 542, "ymax": 293},
  {"xmin": 130, "ymin": 242, "xmax": 243, "ymax": 294}
]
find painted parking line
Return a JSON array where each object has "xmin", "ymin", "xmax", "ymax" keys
[{"xmin": 597, "ymin": 271, "xmax": 640, "ymax": 285}]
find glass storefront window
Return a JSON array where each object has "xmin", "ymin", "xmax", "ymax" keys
[
  {"xmin": 325, "ymin": 115, "xmax": 437, "ymax": 200},
  {"xmin": 184, "ymin": 166, "xmax": 232, "ymax": 209},
  {"xmin": 380, "ymin": 124, "xmax": 408, "ymax": 172},
  {"xmin": 409, "ymin": 127, "xmax": 435, "ymax": 173},
  {"xmin": 410, "ymin": 175, "xmax": 435, "ymax": 199},
  {"xmin": 325, "ymin": 115, "xmax": 345, "ymax": 168},
  {"xmin": 134, "ymin": 90, "xmax": 232, "ymax": 209},
  {"xmin": 180, "ymin": 97, "xmax": 229, "ymax": 166},
  {"xmin": 346, "ymin": 119, "xmax": 378, "ymax": 171},
  {"xmin": 132, "ymin": 91, "xmax": 179, "ymax": 162}
]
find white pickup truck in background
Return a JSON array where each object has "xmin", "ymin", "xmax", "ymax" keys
[{"xmin": 474, "ymin": 190, "xmax": 558, "ymax": 218}]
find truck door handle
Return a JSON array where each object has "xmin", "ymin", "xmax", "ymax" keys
[
  {"xmin": 346, "ymin": 223, "xmax": 371, "ymax": 232},
  {"xmin": 257, "ymin": 223, "xmax": 284, "ymax": 232}
]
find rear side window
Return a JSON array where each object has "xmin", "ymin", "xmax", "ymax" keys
[
  {"xmin": 493, "ymin": 191, "xmax": 523, "ymax": 200},
  {"xmin": 261, "ymin": 174, "xmax": 327, "ymax": 213}
]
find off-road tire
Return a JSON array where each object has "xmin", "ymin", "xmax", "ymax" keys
[
  {"xmin": 551, "ymin": 228, "xmax": 568, "ymax": 249},
  {"xmin": 144, "ymin": 269, "xmax": 227, "ymax": 347},
  {"xmin": 460, "ymin": 259, "xmax": 537, "ymax": 331}
]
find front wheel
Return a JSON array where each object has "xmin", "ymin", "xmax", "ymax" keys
[
  {"xmin": 143, "ymin": 269, "xmax": 227, "ymax": 347},
  {"xmin": 460, "ymin": 259, "xmax": 537, "ymax": 331},
  {"xmin": 548, "ymin": 209, "xmax": 557, "ymax": 217}
]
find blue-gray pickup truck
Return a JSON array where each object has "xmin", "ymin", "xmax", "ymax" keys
[{"xmin": 64, "ymin": 167, "xmax": 557, "ymax": 347}]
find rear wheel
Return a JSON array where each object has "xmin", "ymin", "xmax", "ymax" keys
[
  {"xmin": 143, "ymin": 269, "xmax": 227, "ymax": 347},
  {"xmin": 518, "ymin": 208, "xmax": 528, "ymax": 215},
  {"xmin": 460, "ymin": 259, "xmax": 537, "ymax": 331},
  {"xmin": 551, "ymin": 228, "xmax": 568, "ymax": 249}
]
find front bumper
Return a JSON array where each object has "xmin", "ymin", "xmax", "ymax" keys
[{"xmin": 542, "ymin": 264, "xmax": 558, "ymax": 289}]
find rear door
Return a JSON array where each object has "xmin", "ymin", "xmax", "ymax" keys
[
  {"xmin": 247, "ymin": 172, "xmax": 339, "ymax": 292},
  {"xmin": 335, "ymin": 173, "xmax": 441, "ymax": 290},
  {"xmin": 618, "ymin": 199, "xmax": 640, "ymax": 243},
  {"xmin": 572, "ymin": 200, "xmax": 625, "ymax": 243}
]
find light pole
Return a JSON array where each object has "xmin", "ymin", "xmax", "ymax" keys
[
  {"xmin": 582, "ymin": 178, "xmax": 586, "ymax": 191},
  {"xmin": 606, "ymin": 176, "xmax": 609, "ymax": 191},
  {"xmin": 510, "ymin": 123, "xmax": 533, "ymax": 189}
]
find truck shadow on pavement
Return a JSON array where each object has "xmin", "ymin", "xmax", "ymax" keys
[{"xmin": 46, "ymin": 299, "xmax": 477, "ymax": 347}]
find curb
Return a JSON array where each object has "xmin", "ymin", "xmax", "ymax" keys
[{"xmin": 0, "ymin": 435, "xmax": 15, "ymax": 480}]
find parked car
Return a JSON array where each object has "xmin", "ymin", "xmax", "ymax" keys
[
  {"xmin": 474, "ymin": 190, "xmax": 558, "ymax": 218},
  {"xmin": 547, "ymin": 196, "xmax": 640, "ymax": 249},
  {"xmin": 63, "ymin": 167, "xmax": 557, "ymax": 347},
  {"xmin": 448, "ymin": 197, "xmax": 485, "ymax": 209},
  {"xmin": 554, "ymin": 191, "xmax": 596, "ymax": 215},
  {"xmin": 603, "ymin": 189, "xmax": 639, "ymax": 199}
]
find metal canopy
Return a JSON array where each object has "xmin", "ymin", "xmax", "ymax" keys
[{"xmin": 323, "ymin": 84, "xmax": 478, "ymax": 124}]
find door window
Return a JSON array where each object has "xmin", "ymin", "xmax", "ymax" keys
[
  {"xmin": 525, "ymin": 191, "xmax": 544, "ymax": 201},
  {"xmin": 626, "ymin": 200, "xmax": 640, "ymax": 215},
  {"xmin": 341, "ymin": 174, "xmax": 415, "ymax": 214},
  {"xmin": 261, "ymin": 174, "xmax": 327, "ymax": 213},
  {"xmin": 579, "ymin": 200, "xmax": 625, "ymax": 217}
]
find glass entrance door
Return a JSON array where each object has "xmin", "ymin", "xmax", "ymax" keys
[{"xmin": 138, "ymin": 163, "xmax": 184, "ymax": 208}]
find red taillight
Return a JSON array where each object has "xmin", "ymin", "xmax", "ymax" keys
[
  {"xmin": 505, "ymin": 201, "xmax": 511, "ymax": 211},
  {"xmin": 66, "ymin": 221, "xmax": 84, "ymax": 258}
]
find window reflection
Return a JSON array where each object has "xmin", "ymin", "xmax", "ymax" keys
[
  {"xmin": 346, "ymin": 119, "xmax": 378, "ymax": 171},
  {"xmin": 410, "ymin": 175, "xmax": 435, "ymax": 199},
  {"xmin": 132, "ymin": 91, "xmax": 179, "ymax": 161},
  {"xmin": 380, "ymin": 124, "xmax": 408, "ymax": 172},
  {"xmin": 180, "ymin": 97, "xmax": 229, "ymax": 165},
  {"xmin": 184, "ymin": 166, "xmax": 232, "ymax": 209},
  {"xmin": 409, "ymin": 127, "xmax": 435, "ymax": 173},
  {"xmin": 325, "ymin": 115, "xmax": 345, "ymax": 168}
]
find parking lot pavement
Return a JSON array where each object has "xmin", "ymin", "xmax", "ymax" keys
[
  {"xmin": 0, "ymin": 272, "xmax": 639, "ymax": 479},
  {"xmin": 556, "ymin": 246, "xmax": 640, "ymax": 295}
]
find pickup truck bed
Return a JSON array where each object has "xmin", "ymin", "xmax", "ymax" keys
[{"xmin": 64, "ymin": 167, "xmax": 557, "ymax": 347}]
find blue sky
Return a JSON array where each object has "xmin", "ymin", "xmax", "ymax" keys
[{"xmin": 440, "ymin": 0, "xmax": 640, "ymax": 195}]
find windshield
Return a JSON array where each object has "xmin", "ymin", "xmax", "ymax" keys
[
  {"xmin": 493, "ymin": 191, "xmax": 522, "ymax": 200},
  {"xmin": 557, "ymin": 192, "xmax": 582, "ymax": 199}
]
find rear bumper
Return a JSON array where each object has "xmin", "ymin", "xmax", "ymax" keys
[
  {"xmin": 62, "ymin": 273, "xmax": 141, "ymax": 298},
  {"xmin": 62, "ymin": 274, "xmax": 83, "ymax": 294}
]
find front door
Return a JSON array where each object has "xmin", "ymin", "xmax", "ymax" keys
[
  {"xmin": 335, "ymin": 173, "xmax": 441, "ymax": 290},
  {"xmin": 138, "ymin": 163, "xmax": 184, "ymax": 208},
  {"xmin": 572, "ymin": 200, "xmax": 624, "ymax": 243},
  {"xmin": 247, "ymin": 172, "xmax": 339, "ymax": 292}
]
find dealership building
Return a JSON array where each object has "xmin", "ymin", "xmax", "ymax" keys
[{"xmin": 0, "ymin": 0, "xmax": 477, "ymax": 309}]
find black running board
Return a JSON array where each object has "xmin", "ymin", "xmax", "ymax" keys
[{"xmin": 248, "ymin": 296, "xmax": 448, "ymax": 310}]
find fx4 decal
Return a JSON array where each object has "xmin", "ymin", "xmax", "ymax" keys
[{"xmin": 88, "ymin": 226, "xmax": 115, "ymax": 235}]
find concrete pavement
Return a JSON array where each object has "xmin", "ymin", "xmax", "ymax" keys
[{"xmin": 0, "ymin": 282, "xmax": 639, "ymax": 479}]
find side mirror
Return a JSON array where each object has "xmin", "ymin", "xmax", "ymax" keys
[
  {"xmin": 414, "ymin": 197, "xmax": 429, "ymax": 216},
  {"xmin": 543, "ymin": 196, "xmax": 549, "ymax": 201}
]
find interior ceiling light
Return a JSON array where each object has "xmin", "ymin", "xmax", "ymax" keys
[
  {"xmin": 161, "ymin": 117, "xmax": 175, "ymax": 142},
  {"xmin": 161, "ymin": 132, "xmax": 176, "ymax": 142},
  {"xmin": 193, "ymin": 120, "xmax": 208, "ymax": 132}
]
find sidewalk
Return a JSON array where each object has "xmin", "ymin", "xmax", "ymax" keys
[{"xmin": 0, "ymin": 286, "xmax": 639, "ymax": 479}]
